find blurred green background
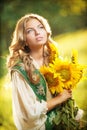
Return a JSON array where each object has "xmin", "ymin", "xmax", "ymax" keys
[{"xmin": 0, "ymin": 0, "xmax": 87, "ymax": 129}]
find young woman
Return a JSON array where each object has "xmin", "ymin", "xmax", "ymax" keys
[{"xmin": 7, "ymin": 13, "xmax": 72, "ymax": 130}]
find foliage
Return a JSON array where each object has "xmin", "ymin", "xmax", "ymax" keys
[
  {"xmin": 53, "ymin": 99, "xmax": 79, "ymax": 130},
  {"xmin": 0, "ymin": 57, "xmax": 8, "ymax": 78}
]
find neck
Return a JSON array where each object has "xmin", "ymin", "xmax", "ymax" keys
[
  {"xmin": 30, "ymin": 46, "xmax": 43, "ymax": 60},
  {"xmin": 30, "ymin": 46, "xmax": 44, "ymax": 68}
]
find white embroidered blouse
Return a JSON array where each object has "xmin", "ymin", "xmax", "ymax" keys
[{"xmin": 11, "ymin": 58, "xmax": 52, "ymax": 130}]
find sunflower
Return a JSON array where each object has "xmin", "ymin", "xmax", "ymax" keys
[
  {"xmin": 40, "ymin": 65, "xmax": 64, "ymax": 94},
  {"xmin": 48, "ymin": 43, "xmax": 59, "ymax": 63},
  {"xmin": 40, "ymin": 46, "xmax": 85, "ymax": 95},
  {"xmin": 50, "ymin": 57, "xmax": 84, "ymax": 91}
]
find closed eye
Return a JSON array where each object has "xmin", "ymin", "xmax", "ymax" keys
[
  {"xmin": 38, "ymin": 24, "xmax": 44, "ymax": 29},
  {"xmin": 26, "ymin": 28, "xmax": 34, "ymax": 34}
]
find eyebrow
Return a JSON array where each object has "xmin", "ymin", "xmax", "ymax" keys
[{"xmin": 25, "ymin": 23, "xmax": 43, "ymax": 31}]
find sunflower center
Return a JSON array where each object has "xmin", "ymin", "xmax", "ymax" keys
[
  {"xmin": 59, "ymin": 69, "xmax": 71, "ymax": 81},
  {"xmin": 45, "ymin": 73, "xmax": 59, "ymax": 86}
]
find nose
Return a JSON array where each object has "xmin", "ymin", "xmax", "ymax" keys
[{"xmin": 35, "ymin": 29, "xmax": 40, "ymax": 35}]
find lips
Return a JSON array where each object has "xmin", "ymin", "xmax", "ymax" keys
[{"xmin": 36, "ymin": 37, "xmax": 43, "ymax": 41}]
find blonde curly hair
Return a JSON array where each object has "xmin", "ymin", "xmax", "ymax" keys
[{"xmin": 7, "ymin": 13, "xmax": 57, "ymax": 84}]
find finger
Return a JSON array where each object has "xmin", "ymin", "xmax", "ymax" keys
[{"xmin": 68, "ymin": 89, "xmax": 72, "ymax": 93}]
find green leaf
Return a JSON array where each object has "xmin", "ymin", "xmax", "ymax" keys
[
  {"xmin": 53, "ymin": 111, "xmax": 62, "ymax": 125},
  {"xmin": 69, "ymin": 118, "xmax": 80, "ymax": 127},
  {"xmin": 62, "ymin": 113, "xmax": 69, "ymax": 125}
]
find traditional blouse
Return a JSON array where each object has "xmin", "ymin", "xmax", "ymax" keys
[{"xmin": 11, "ymin": 58, "xmax": 52, "ymax": 130}]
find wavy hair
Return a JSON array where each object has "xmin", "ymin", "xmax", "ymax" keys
[{"xmin": 7, "ymin": 13, "xmax": 58, "ymax": 84}]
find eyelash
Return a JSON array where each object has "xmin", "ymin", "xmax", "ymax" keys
[
  {"xmin": 26, "ymin": 26, "xmax": 44, "ymax": 34},
  {"xmin": 39, "ymin": 26, "xmax": 44, "ymax": 28},
  {"xmin": 27, "ymin": 29, "xmax": 33, "ymax": 33}
]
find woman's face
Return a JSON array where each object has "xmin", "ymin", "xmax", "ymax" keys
[{"xmin": 25, "ymin": 18, "xmax": 48, "ymax": 50}]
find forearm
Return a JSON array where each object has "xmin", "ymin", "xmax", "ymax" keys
[
  {"xmin": 47, "ymin": 89, "xmax": 72, "ymax": 111},
  {"xmin": 47, "ymin": 95, "xmax": 62, "ymax": 111}
]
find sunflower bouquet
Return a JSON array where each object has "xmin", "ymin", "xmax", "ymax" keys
[{"xmin": 40, "ymin": 43, "xmax": 86, "ymax": 130}]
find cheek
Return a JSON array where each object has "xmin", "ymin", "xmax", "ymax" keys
[
  {"xmin": 43, "ymin": 30, "xmax": 48, "ymax": 38},
  {"xmin": 44, "ymin": 33, "xmax": 48, "ymax": 42},
  {"xmin": 26, "ymin": 35, "xmax": 35, "ymax": 43}
]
